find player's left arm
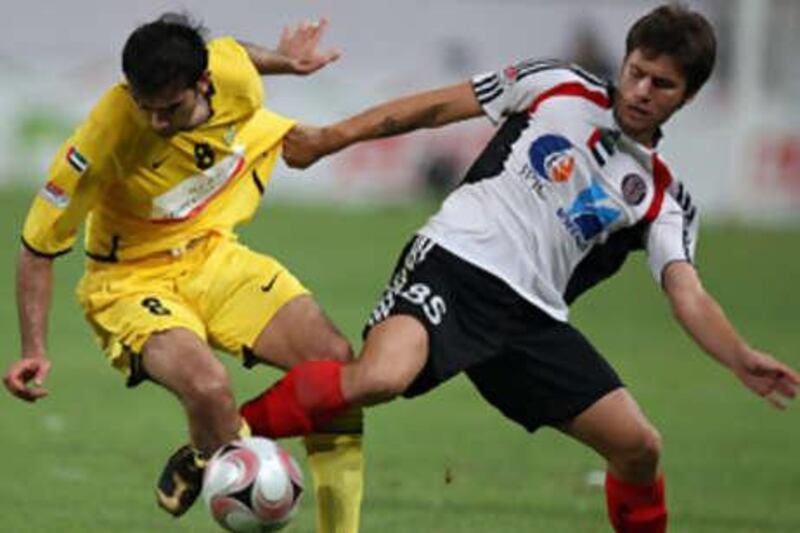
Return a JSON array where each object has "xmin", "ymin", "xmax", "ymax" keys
[
  {"xmin": 663, "ymin": 261, "xmax": 800, "ymax": 409},
  {"xmin": 283, "ymin": 81, "xmax": 483, "ymax": 169},
  {"xmin": 239, "ymin": 18, "xmax": 340, "ymax": 76}
]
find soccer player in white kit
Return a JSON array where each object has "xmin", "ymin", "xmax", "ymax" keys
[{"xmin": 237, "ymin": 5, "xmax": 800, "ymax": 531}]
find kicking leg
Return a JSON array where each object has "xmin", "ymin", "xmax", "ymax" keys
[
  {"xmin": 142, "ymin": 328, "xmax": 243, "ymax": 516},
  {"xmin": 239, "ymin": 315, "xmax": 429, "ymax": 533},
  {"xmin": 560, "ymin": 388, "xmax": 666, "ymax": 533},
  {"xmin": 240, "ymin": 314, "xmax": 430, "ymax": 434}
]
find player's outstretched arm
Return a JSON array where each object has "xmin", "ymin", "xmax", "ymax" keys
[
  {"xmin": 239, "ymin": 18, "xmax": 340, "ymax": 76},
  {"xmin": 283, "ymin": 81, "xmax": 482, "ymax": 169},
  {"xmin": 3, "ymin": 247, "xmax": 55, "ymax": 402},
  {"xmin": 663, "ymin": 261, "xmax": 799, "ymax": 409}
]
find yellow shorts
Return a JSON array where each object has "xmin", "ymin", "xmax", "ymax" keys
[{"xmin": 76, "ymin": 233, "xmax": 309, "ymax": 385}]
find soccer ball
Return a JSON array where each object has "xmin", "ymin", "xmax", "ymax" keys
[{"xmin": 202, "ymin": 437, "xmax": 304, "ymax": 532}]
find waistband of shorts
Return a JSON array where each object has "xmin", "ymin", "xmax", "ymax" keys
[{"xmin": 86, "ymin": 231, "xmax": 225, "ymax": 270}]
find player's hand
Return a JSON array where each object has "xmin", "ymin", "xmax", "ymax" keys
[
  {"xmin": 3, "ymin": 355, "xmax": 51, "ymax": 402},
  {"xmin": 283, "ymin": 124, "xmax": 328, "ymax": 169},
  {"xmin": 732, "ymin": 348, "xmax": 799, "ymax": 409},
  {"xmin": 277, "ymin": 18, "xmax": 341, "ymax": 75}
]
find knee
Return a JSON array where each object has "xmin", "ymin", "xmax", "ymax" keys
[
  {"xmin": 182, "ymin": 362, "xmax": 234, "ymax": 409},
  {"xmin": 612, "ymin": 424, "xmax": 663, "ymax": 475},
  {"xmin": 368, "ymin": 375, "xmax": 405, "ymax": 403},
  {"xmin": 345, "ymin": 363, "xmax": 407, "ymax": 406},
  {"xmin": 318, "ymin": 336, "xmax": 354, "ymax": 363}
]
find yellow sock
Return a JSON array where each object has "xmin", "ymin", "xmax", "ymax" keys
[
  {"xmin": 237, "ymin": 419, "xmax": 252, "ymax": 439},
  {"xmin": 304, "ymin": 407, "xmax": 364, "ymax": 533}
]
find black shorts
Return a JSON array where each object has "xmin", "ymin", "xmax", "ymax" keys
[{"xmin": 364, "ymin": 235, "xmax": 623, "ymax": 433}]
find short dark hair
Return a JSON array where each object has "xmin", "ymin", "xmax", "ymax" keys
[
  {"xmin": 626, "ymin": 3, "xmax": 717, "ymax": 97},
  {"xmin": 122, "ymin": 13, "xmax": 208, "ymax": 97}
]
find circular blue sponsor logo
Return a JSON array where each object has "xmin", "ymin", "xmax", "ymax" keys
[{"xmin": 529, "ymin": 134, "xmax": 575, "ymax": 182}]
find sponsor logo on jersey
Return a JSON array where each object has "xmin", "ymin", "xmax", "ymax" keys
[
  {"xmin": 66, "ymin": 146, "xmax": 89, "ymax": 174},
  {"xmin": 557, "ymin": 179, "xmax": 621, "ymax": 249},
  {"xmin": 621, "ymin": 173, "xmax": 647, "ymax": 205},
  {"xmin": 39, "ymin": 181, "xmax": 70, "ymax": 208},
  {"xmin": 150, "ymin": 144, "xmax": 246, "ymax": 222},
  {"xmin": 529, "ymin": 134, "xmax": 575, "ymax": 183}
]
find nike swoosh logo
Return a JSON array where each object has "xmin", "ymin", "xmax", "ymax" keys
[{"xmin": 261, "ymin": 272, "xmax": 281, "ymax": 292}]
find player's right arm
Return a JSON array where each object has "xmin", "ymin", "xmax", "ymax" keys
[
  {"xmin": 3, "ymin": 88, "xmax": 122, "ymax": 402},
  {"xmin": 283, "ymin": 81, "xmax": 482, "ymax": 169},
  {"xmin": 4, "ymin": 249, "xmax": 55, "ymax": 401},
  {"xmin": 282, "ymin": 58, "xmax": 589, "ymax": 169}
]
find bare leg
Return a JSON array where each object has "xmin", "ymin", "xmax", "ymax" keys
[
  {"xmin": 559, "ymin": 387, "xmax": 662, "ymax": 483},
  {"xmin": 560, "ymin": 387, "xmax": 666, "ymax": 533},
  {"xmin": 143, "ymin": 327, "xmax": 240, "ymax": 456},
  {"xmin": 341, "ymin": 315, "xmax": 430, "ymax": 406},
  {"xmin": 251, "ymin": 294, "xmax": 352, "ymax": 369}
]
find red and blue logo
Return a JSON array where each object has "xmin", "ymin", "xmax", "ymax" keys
[{"xmin": 529, "ymin": 134, "xmax": 575, "ymax": 183}]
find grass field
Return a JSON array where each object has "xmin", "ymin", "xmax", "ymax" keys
[{"xmin": 1, "ymin": 187, "xmax": 799, "ymax": 532}]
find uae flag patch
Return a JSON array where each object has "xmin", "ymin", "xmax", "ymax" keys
[{"xmin": 66, "ymin": 146, "xmax": 89, "ymax": 174}]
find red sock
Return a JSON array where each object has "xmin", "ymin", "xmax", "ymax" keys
[
  {"xmin": 239, "ymin": 360, "xmax": 350, "ymax": 438},
  {"xmin": 605, "ymin": 471, "xmax": 667, "ymax": 533}
]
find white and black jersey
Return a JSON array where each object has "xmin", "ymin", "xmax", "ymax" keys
[{"xmin": 418, "ymin": 59, "xmax": 699, "ymax": 321}]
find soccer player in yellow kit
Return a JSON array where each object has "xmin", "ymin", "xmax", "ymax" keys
[{"xmin": 3, "ymin": 14, "xmax": 362, "ymax": 532}]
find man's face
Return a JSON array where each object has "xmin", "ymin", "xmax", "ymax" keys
[
  {"xmin": 132, "ymin": 77, "xmax": 209, "ymax": 137},
  {"xmin": 615, "ymin": 48, "xmax": 689, "ymax": 146}
]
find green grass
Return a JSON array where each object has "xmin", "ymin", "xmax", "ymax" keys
[{"xmin": 1, "ymin": 187, "xmax": 799, "ymax": 532}]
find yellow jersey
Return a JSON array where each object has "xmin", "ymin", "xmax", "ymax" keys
[{"xmin": 22, "ymin": 37, "xmax": 295, "ymax": 262}]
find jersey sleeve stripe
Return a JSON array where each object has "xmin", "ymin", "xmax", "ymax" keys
[
  {"xmin": 474, "ymin": 78, "xmax": 501, "ymax": 98},
  {"xmin": 473, "ymin": 73, "xmax": 499, "ymax": 90},
  {"xmin": 516, "ymin": 62, "xmax": 564, "ymax": 81},
  {"xmin": 669, "ymin": 180, "xmax": 697, "ymax": 218},
  {"xmin": 512, "ymin": 61, "xmax": 607, "ymax": 89},
  {"xmin": 476, "ymin": 86, "xmax": 503, "ymax": 105},
  {"xmin": 567, "ymin": 64, "xmax": 608, "ymax": 88},
  {"xmin": 20, "ymin": 236, "xmax": 73, "ymax": 258},
  {"xmin": 686, "ymin": 205, "xmax": 697, "ymax": 224},
  {"xmin": 527, "ymin": 81, "xmax": 611, "ymax": 114},
  {"xmin": 474, "ymin": 79, "xmax": 500, "ymax": 97},
  {"xmin": 514, "ymin": 58, "xmax": 561, "ymax": 71}
]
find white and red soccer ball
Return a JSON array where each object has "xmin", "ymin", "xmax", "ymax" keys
[{"xmin": 202, "ymin": 437, "xmax": 304, "ymax": 532}]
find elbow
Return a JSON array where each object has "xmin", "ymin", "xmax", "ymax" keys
[
  {"xmin": 669, "ymin": 287, "xmax": 710, "ymax": 326},
  {"xmin": 282, "ymin": 152, "xmax": 306, "ymax": 170}
]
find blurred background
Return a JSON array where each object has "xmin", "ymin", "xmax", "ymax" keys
[
  {"xmin": 1, "ymin": 2, "xmax": 799, "ymax": 532},
  {"xmin": 0, "ymin": 0, "xmax": 798, "ymax": 220}
]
